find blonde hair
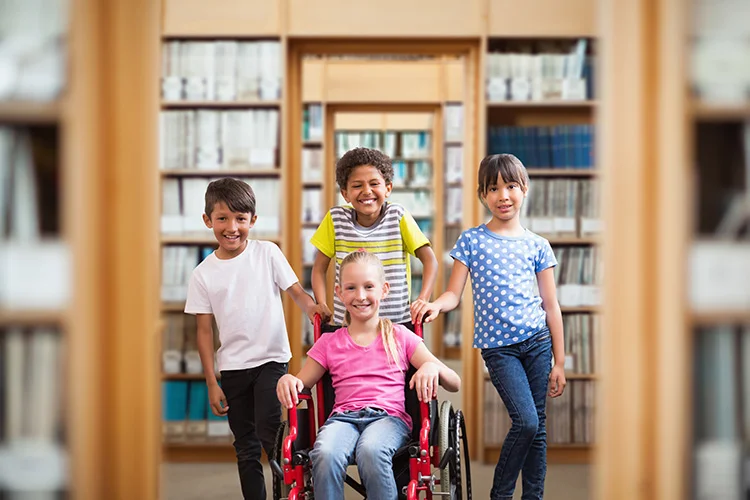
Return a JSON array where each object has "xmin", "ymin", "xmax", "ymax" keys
[{"xmin": 339, "ymin": 251, "xmax": 401, "ymax": 365}]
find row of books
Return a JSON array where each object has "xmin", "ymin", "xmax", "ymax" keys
[
  {"xmin": 0, "ymin": 126, "xmax": 70, "ymax": 311},
  {"xmin": 486, "ymin": 39, "xmax": 594, "ymax": 102},
  {"xmin": 483, "ymin": 379, "xmax": 596, "ymax": 446},
  {"xmin": 162, "ymin": 177, "xmax": 281, "ymax": 236},
  {"xmin": 552, "ymin": 246, "xmax": 601, "ymax": 307},
  {"xmin": 303, "ymin": 104, "xmax": 324, "ymax": 142},
  {"xmin": 563, "ymin": 314, "xmax": 600, "ymax": 374},
  {"xmin": 161, "ymin": 246, "xmax": 204, "ymax": 303},
  {"xmin": 521, "ymin": 179, "xmax": 601, "ymax": 237},
  {"xmin": 691, "ymin": 0, "xmax": 749, "ymax": 104},
  {"xmin": 301, "ymin": 188, "xmax": 324, "ymax": 224},
  {"xmin": 161, "ymin": 41, "xmax": 282, "ymax": 102},
  {"xmin": 162, "ymin": 312, "xmax": 215, "ymax": 375},
  {"xmin": 444, "ymin": 104, "xmax": 464, "ymax": 143},
  {"xmin": 302, "ymin": 147, "xmax": 323, "ymax": 183},
  {"xmin": 444, "ymin": 145, "xmax": 463, "ymax": 184},
  {"xmin": 335, "ymin": 131, "xmax": 432, "ymax": 160},
  {"xmin": 163, "ymin": 381, "xmax": 231, "ymax": 441},
  {"xmin": 160, "ymin": 110, "xmax": 280, "ymax": 170},
  {"xmin": 392, "ymin": 160, "xmax": 432, "ymax": 189},
  {"xmin": 0, "ymin": 327, "xmax": 67, "ymax": 492},
  {"xmin": 0, "ymin": 0, "xmax": 67, "ymax": 102},
  {"xmin": 488, "ymin": 124, "xmax": 595, "ymax": 169},
  {"xmin": 693, "ymin": 325, "xmax": 750, "ymax": 499}
]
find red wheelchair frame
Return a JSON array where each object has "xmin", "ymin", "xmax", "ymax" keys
[{"xmin": 272, "ymin": 314, "xmax": 471, "ymax": 500}]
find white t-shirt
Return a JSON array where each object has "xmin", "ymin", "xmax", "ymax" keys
[{"xmin": 184, "ymin": 240, "xmax": 298, "ymax": 371}]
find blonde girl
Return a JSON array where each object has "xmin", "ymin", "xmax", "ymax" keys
[{"xmin": 277, "ymin": 251, "xmax": 460, "ymax": 499}]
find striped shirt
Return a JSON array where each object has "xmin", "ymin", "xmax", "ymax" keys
[{"xmin": 310, "ymin": 203, "xmax": 430, "ymax": 324}]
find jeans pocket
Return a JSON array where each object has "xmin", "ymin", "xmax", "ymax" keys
[{"xmin": 532, "ymin": 328, "xmax": 551, "ymax": 343}]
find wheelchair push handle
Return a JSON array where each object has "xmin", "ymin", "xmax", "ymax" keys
[{"xmin": 312, "ymin": 313, "xmax": 424, "ymax": 338}]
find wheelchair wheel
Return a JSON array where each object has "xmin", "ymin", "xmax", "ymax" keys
[
  {"xmin": 438, "ymin": 401, "xmax": 461, "ymax": 500},
  {"xmin": 272, "ymin": 420, "xmax": 292, "ymax": 500}
]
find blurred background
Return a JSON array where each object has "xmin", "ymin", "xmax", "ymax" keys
[{"xmin": 0, "ymin": 0, "xmax": 748, "ymax": 498}]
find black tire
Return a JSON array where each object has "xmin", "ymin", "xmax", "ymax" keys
[
  {"xmin": 272, "ymin": 420, "xmax": 292, "ymax": 500},
  {"xmin": 456, "ymin": 410, "xmax": 472, "ymax": 500},
  {"xmin": 450, "ymin": 408, "xmax": 462, "ymax": 500}
]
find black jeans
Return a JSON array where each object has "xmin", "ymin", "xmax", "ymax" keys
[{"xmin": 220, "ymin": 361, "xmax": 288, "ymax": 500}]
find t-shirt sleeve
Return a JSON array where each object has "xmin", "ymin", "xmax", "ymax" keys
[
  {"xmin": 184, "ymin": 271, "xmax": 212, "ymax": 314},
  {"xmin": 306, "ymin": 330, "xmax": 332, "ymax": 370},
  {"xmin": 449, "ymin": 230, "xmax": 472, "ymax": 269},
  {"xmin": 399, "ymin": 210, "xmax": 430, "ymax": 255},
  {"xmin": 396, "ymin": 324, "xmax": 424, "ymax": 368},
  {"xmin": 535, "ymin": 238, "xmax": 558, "ymax": 273},
  {"xmin": 309, "ymin": 211, "xmax": 336, "ymax": 258},
  {"xmin": 269, "ymin": 243, "xmax": 299, "ymax": 291}
]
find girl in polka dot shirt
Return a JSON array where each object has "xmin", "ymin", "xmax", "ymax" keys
[{"xmin": 413, "ymin": 153, "xmax": 566, "ymax": 500}]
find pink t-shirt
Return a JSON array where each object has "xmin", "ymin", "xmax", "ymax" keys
[{"xmin": 307, "ymin": 324, "xmax": 423, "ymax": 429}]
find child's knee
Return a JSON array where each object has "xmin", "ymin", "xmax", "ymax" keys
[
  {"xmin": 516, "ymin": 412, "xmax": 540, "ymax": 437},
  {"xmin": 311, "ymin": 440, "xmax": 349, "ymax": 470}
]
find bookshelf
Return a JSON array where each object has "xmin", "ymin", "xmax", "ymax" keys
[
  {"xmin": 156, "ymin": 0, "xmax": 607, "ymax": 472},
  {"xmin": 476, "ymin": 36, "xmax": 601, "ymax": 464},
  {"xmin": 158, "ymin": 34, "xmax": 285, "ymax": 461}
]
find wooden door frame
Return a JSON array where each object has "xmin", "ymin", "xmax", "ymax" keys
[{"xmin": 284, "ymin": 38, "xmax": 482, "ymax": 458}]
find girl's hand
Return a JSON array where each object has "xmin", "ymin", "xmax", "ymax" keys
[
  {"xmin": 409, "ymin": 361, "xmax": 440, "ymax": 402},
  {"xmin": 208, "ymin": 383, "xmax": 228, "ymax": 417},
  {"xmin": 277, "ymin": 374, "xmax": 304, "ymax": 409},
  {"xmin": 548, "ymin": 365, "xmax": 567, "ymax": 398},
  {"xmin": 411, "ymin": 299, "xmax": 441, "ymax": 324}
]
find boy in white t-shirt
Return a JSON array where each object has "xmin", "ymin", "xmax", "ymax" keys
[{"xmin": 184, "ymin": 178, "xmax": 329, "ymax": 500}]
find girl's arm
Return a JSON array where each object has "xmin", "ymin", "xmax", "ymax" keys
[
  {"xmin": 410, "ymin": 245, "xmax": 439, "ymax": 323},
  {"xmin": 408, "ymin": 343, "xmax": 461, "ymax": 401},
  {"xmin": 537, "ymin": 267, "xmax": 567, "ymax": 398},
  {"xmin": 277, "ymin": 358, "xmax": 327, "ymax": 409},
  {"xmin": 311, "ymin": 251, "xmax": 332, "ymax": 315},
  {"xmin": 412, "ymin": 259, "xmax": 470, "ymax": 324}
]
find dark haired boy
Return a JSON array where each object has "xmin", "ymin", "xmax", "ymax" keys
[
  {"xmin": 310, "ymin": 147, "xmax": 438, "ymax": 329},
  {"xmin": 184, "ymin": 177, "xmax": 328, "ymax": 499}
]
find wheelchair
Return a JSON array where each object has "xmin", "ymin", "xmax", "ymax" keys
[{"xmin": 270, "ymin": 315, "xmax": 472, "ymax": 499}]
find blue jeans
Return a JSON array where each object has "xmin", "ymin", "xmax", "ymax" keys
[
  {"xmin": 310, "ymin": 407, "xmax": 410, "ymax": 500},
  {"xmin": 481, "ymin": 328, "xmax": 553, "ymax": 500}
]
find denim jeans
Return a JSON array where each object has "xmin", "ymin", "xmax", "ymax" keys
[
  {"xmin": 310, "ymin": 407, "xmax": 410, "ymax": 500},
  {"xmin": 220, "ymin": 361, "xmax": 287, "ymax": 500},
  {"xmin": 481, "ymin": 328, "xmax": 553, "ymax": 500}
]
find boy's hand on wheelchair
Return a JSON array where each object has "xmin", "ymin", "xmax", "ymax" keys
[
  {"xmin": 277, "ymin": 374, "xmax": 304, "ymax": 409},
  {"xmin": 410, "ymin": 299, "xmax": 440, "ymax": 325},
  {"xmin": 308, "ymin": 303, "xmax": 332, "ymax": 324},
  {"xmin": 208, "ymin": 384, "xmax": 229, "ymax": 417},
  {"xmin": 410, "ymin": 362, "xmax": 440, "ymax": 402}
]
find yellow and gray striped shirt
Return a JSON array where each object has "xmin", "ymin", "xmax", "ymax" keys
[{"xmin": 310, "ymin": 203, "xmax": 430, "ymax": 324}]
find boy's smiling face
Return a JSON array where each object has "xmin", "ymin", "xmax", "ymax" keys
[
  {"xmin": 340, "ymin": 165, "xmax": 393, "ymax": 227},
  {"xmin": 203, "ymin": 201, "xmax": 256, "ymax": 259}
]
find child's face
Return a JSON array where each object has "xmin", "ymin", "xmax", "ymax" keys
[
  {"xmin": 203, "ymin": 201, "xmax": 257, "ymax": 258},
  {"xmin": 340, "ymin": 165, "xmax": 392, "ymax": 224},
  {"xmin": 335, "ymin": 262, "xmax": 390, "ymax": 323},
  {"xmin": 481, "ymin": 173, "xmax": 527, "ymax": 223}
]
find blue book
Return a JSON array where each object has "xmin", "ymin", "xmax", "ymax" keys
[
  {"xmin": 163, "ymin": 381, "xmax": 189, "ymax": 439},
  {"xmin": 186, "ymin": 381, "xmax": 208, "ymax": 437}
]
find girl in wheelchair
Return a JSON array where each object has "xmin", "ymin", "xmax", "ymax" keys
[{"xmin": 276, "ymin": 250, "xmax": 461, "ymax": 499}]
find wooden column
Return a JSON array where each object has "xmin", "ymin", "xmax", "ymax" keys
[
  {"xmin": 99, "ymin": 0, "xmax": 161, "ymax": 497},
  {"xmin": 597, "ymin": 0, "xmax": 689, "ymax": 498}
]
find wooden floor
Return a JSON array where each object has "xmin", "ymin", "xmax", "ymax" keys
[
  {"xmin": 160, "ymin": 360, "xmax": 591, "ymax": 499},
  {"xmin": 161, "ymin": 461, "xmax": 591, "ymax": 499}
]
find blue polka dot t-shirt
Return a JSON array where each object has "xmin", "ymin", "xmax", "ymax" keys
[{"xmin": 449, "ymin": 225, "xmax": 557, "ymax": 349}]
